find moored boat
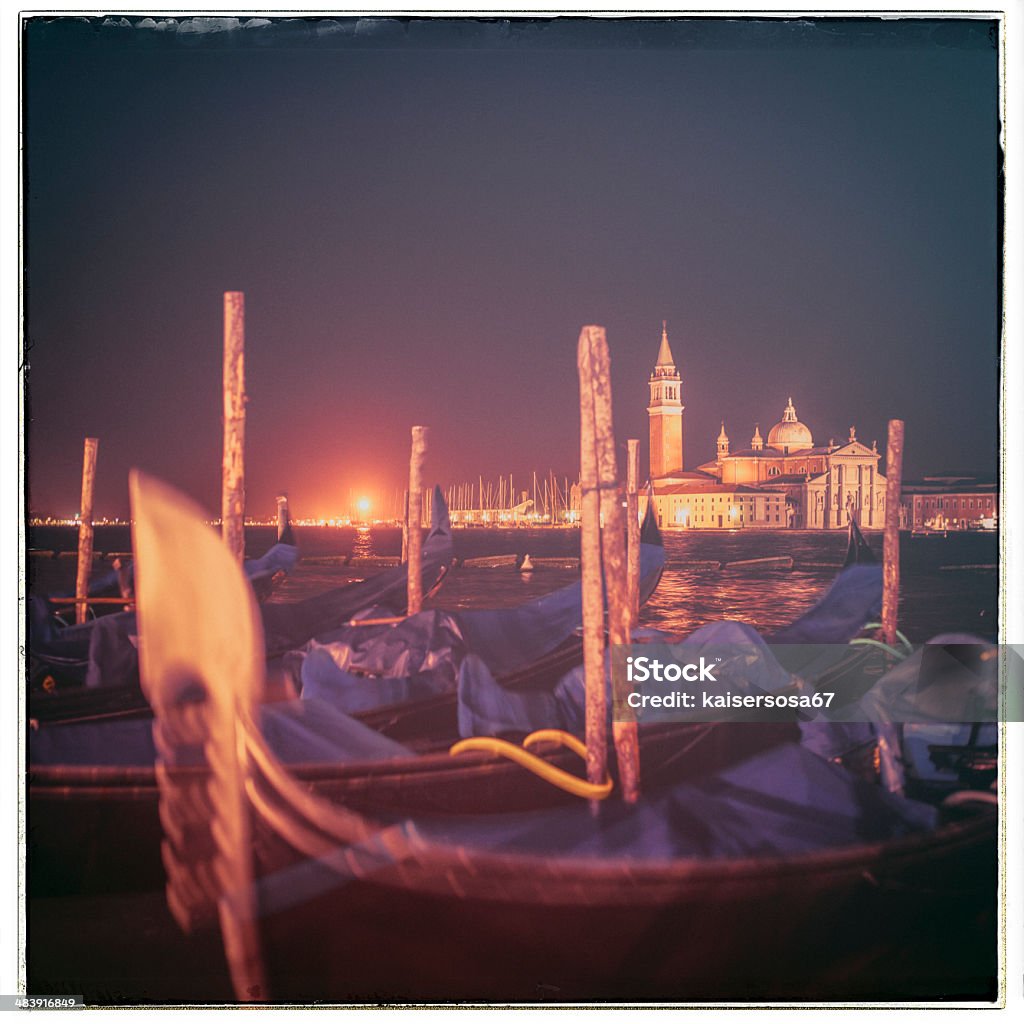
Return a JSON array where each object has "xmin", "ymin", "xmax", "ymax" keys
[{"xmin": 26, "ymin": 487, "xmax": 454, "ymax": 723}]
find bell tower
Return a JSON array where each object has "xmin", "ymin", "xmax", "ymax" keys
[{"xmin": 648, "ymin": 321, "xmax": 684, "ymax": 478}]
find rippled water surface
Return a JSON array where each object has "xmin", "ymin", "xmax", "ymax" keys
[{"xmin": 30, "ymin": 524, "xmax": 998, "ymax": 642}]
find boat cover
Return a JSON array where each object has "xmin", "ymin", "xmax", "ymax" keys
[
  {"xmin": 768, "ymin": 563, "xmax": 882, "ymax": 645},
  {"xmin": 856, "ymin": 633, "xmax": 998, "ymax": 791},
  {"xmin": 456, "ymin": 580, "xmax": 881, "ymax": 741},
  {"xmin": 409, "ymin": 741, "xmax": 937, "ymax": 860},
  {"xmin": 29, "ymin": 696, "xmax": 413, "ymax": 768},
  {"xmin": 292, "ymin": 529, "xmax": 665, "ymax": 715},
  {"xmin": 244, "ymin": 541, "xmax": 300, "ymax": 586}
]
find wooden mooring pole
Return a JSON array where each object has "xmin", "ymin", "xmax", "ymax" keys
[
  {"xmin": 590, "ymin": 335, "xmax": 639, "ymax": 804},
  {"xmin": 881, "ymin": 419, "xmax": 905, "ymax": 647},
  {"xmin": 626, "ymin": 439, "xmax": 641, "ymax": 626},
  {"xmin": 407, "ymin": 427, "xmax": 428, "ymax": 614},
  {"xmin": 74, "ymin": 437, "xmax": 99, "ymax": 624},
  {"xmin": 222, "ymin": 291, "xmax": 246, "ymax": 564},
  {"xmin": 276, "ymin": 493, "xmax": 294, "ymax": 545},
  {"xmin": 578, "ymin": 326, "xmax": 640, "ymax": 804},
  {"xmin": 577, "ymin": 327, "xmax": 607, "ymax": 805}
]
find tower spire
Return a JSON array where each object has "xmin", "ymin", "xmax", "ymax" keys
[{"xmin": 655, "ymin": 320, "xmax": 675, "ymax": 369}]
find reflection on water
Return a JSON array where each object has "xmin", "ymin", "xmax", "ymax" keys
[
  {"xmin": 28, "ymin": 524, "xmax": 998, "ymax": 642},
  {"xmin": 644, "ymin": 566, "xmax": 827, "ymax": 638},
  {"xmin": 351, "ymin": 526, "xmax": 373, "ymax": 560}
]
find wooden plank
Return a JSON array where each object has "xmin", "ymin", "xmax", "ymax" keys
[
  {"xmin": 460, "ymin": 554, "xmax": 518, "ymax": 568},
  {"xmin": 348, "ymin": 556, "xmax": 401, "ymax": 568},
  {"xmin": 723, "ymin": 555, "xmax": 794, "ymax": 570}
]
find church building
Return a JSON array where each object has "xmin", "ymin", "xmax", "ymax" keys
[{"xmin": 643, "ymin": 324, "xmax": 887, "ymax": 529}]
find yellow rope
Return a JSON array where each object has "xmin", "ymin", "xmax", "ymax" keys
[
  {"xmin": 448, "ymin": 729, "xmax": 613, "ymax": 800},
  {"xmin": 522, "ymin": 728, "xmax": 588, "ymax": 759}
]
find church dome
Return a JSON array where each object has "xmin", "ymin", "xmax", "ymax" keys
[{"xmin": 767, "ymin": 397, "xmax": 813, "ymax": 452}]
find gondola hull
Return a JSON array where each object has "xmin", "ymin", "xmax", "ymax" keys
[
  {"xmin": 26, "ymin": 804, "xmax": 995, "ymax": 1006},
  {"xmin": 28, "ymin": 720, "xmax": 796, "ymax": 896},
  {"xmin": 246, "ymin": 807, "xmax": 998, "ymax": 1003}
]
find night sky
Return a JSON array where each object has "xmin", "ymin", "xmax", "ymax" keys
[{"xmin": 23, "ymin": 16, "xmax": 1000, "ymax": 520}]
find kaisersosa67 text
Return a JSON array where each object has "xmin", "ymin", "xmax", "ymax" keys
[{"xmin": 624, "ymin": 689, "xmax": 838, "ymax": 710}]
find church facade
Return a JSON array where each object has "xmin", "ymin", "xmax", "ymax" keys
[{"xmin": 644, "ymin": 325, "xmax": 887, "ymax": 530}]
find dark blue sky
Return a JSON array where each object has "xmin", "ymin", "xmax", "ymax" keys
[{"xmin": 24, "ymin": 16, "xmax": 1000, "ymax": 519}]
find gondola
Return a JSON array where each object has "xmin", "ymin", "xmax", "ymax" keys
[
  {"xmin": 26, "ymin": 486, "xmax": 454, "ymax": 724},
  {"xmin": 27, "ymin": 522, "xmax": 299, "ymax": 692},
  {"xmin": 120, "ymin": 473, "xmax": 996, "ymax": 1005}
]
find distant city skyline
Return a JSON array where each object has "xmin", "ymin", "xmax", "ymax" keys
[{"xmin": 23, "ymin": 15, "xmax": 1000, "ymax": 520}]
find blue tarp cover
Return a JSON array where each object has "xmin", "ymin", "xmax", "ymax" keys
[
  {"xmin": 414, "ymin": 742, "xmax": 937, "ymax": 860},
  {"xmin": 30, "ymin": 697, "xmax": 413, "ymax": 768},
  {"xmin": 293, "ymin": 538, "xmax": 666, "ymax": 715}
]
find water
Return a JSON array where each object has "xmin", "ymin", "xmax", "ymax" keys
[{"xmin": 27, "ymin": 525, "xmax": 998, "ymax": 642}]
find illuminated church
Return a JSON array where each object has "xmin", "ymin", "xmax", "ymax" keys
[{"xmin": 644, "ymin": 324, "xmax": 887, "ymax": 530}]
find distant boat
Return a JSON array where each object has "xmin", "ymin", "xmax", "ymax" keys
[
  {"xmin": 844, "ymin": 515, "xmax": 876, "ymax": 566},
  {"xmin": 27, "ymin": 531, "xmax": 300, "ymax": 693}
]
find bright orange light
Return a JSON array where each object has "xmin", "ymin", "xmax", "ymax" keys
[{"xmin": 357, "ymin": 497, "xmax": 371, "ymax": 514}]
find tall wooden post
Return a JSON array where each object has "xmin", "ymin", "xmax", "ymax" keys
[
  {"xmin": 626, "ymin": 439, "xmax": 641, "ymax": 627},
  {"xmin": 222, "ymin": 291, "xmax": 246, "ymax": 564},
  {"xmin": 407, "ymin": 427, "xmax": 428, "ymax": 614},
  {"xmin": 74, "ymin": 437, "xmax": 99, "ymax": 624},
  {"xmin": 577, "ymin": 327, "xmax": 606, "ymax": 805},
  {"xmin": 589, "ymin": 334, "xmax": 639, "ymax": 804},
  {"xmin": 276, "ymin": 493, "xmax": 291, "ymax": 543},
  {"xmin": 881, "ymin": 419, "xmax": 905, "ymax": 647}
]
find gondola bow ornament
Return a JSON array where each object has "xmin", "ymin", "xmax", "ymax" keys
[{"xmin": 131, "ymin": 470, "xmax": 267, "ymax": 1001}]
